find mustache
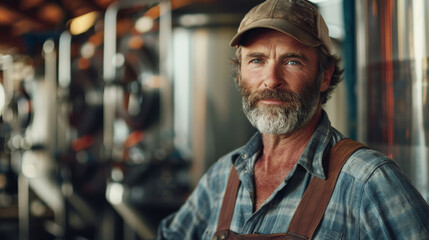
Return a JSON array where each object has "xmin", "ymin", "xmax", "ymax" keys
[{"xmin": 244, "ymin": 89, "xmax": 300, "ymax": 108}]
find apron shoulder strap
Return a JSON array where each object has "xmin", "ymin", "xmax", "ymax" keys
[
  {"xmin": 216, "ymin": 165, "xmax": 240, "ymax": 231},
  {"xmin": 286, "ymin": 138, "xmax": 366, "ymax": 239}
]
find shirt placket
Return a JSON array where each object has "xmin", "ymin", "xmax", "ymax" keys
[{"xmin": 236, "ymin": 151, "xmax": 298, "ymax": 234}]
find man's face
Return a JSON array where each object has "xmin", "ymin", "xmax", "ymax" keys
[{"xmin": 238, "ymin": 29, "xmax": 327, "ymax": 135}]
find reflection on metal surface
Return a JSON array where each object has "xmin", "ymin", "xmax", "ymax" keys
[
  {"xmin": 69, "ymin": 11, "xmax": 99, "ymax": 35},
  {"xmin": 0, "ymin": 54, "xmax": 13, "ymax": 115},
  {"xmin": 135, "ymin": 16, "xmax": 155, "ymax": 33},
  {"xmin": 58, "ymin": 31, "xmax": 71, "ymax": 89},
  {"xmin": 357, "ymin": 0, "xmax": 429, "ymax": 201}
]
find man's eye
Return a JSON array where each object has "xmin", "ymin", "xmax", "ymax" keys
[
  {"xmin": 250, "ymin": 59, "xmax": 262, "ymax": 64},
  {"xmin": 287, "ymin": 60, "xmax": 299, "ymax": 65}
]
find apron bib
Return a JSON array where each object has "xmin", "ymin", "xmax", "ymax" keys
[{"xmin": 212, "ymin": 139, "xmax": 366, "ymax": 240}]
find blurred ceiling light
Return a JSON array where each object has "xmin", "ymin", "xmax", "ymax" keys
[
  {"xmin": 0, "ymin": 6, "xmax": 17, "ymax": 24},
  {"xmin": 70, "ymin": 11, "xmax": 99, "ymax": 35},
  {"xmin": 37, "ymin": 3, "xmax": 64, "ymax": 24},
  {"xmin": 135, "ymin": 16, "xmax": 154, "ymax": 33},
  {"xmin": 80, "ymin": 42, "xmax": 95, "ymax": 58}
]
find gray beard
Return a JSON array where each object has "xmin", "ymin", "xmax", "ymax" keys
[{"xmin": 241, "ymin": 84, "xmax": 320, "ymax": 135}]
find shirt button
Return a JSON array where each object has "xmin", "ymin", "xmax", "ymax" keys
[
  {"xmin": 242, "ymin": 154, "xmax": 247, "ymax": 159},
  {"xmin": 221, "ymin": 234, "xmax": 226, "ymax": 239}
]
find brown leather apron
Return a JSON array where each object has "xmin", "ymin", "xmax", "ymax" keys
[{"xmin": 212, "ymin": 139, "xmax": 366, "ymax": 240}]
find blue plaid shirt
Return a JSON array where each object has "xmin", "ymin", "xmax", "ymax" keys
[{"xmin": 158, "ymin": 112, "xmax": 429, "ymax": 239}]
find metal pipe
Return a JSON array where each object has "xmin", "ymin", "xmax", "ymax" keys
[
  {"xmin": 57, "ymin": 31, "xmax": 72, "ymax": 154},
  {"xmin": 103, "ymin": 0, "xmax": 172, "ymax": 160},
  {"xmin": 0, "ymin": 54, "xmax": 14, "ymax": 114},
  {"xmin": 42, "ymin": 39, "xmax": 58, "ymax": 155}
]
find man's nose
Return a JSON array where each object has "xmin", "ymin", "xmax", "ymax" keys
[{"xmin": 263, "ymin": 64, "xmax": 284, "ymax": 89}]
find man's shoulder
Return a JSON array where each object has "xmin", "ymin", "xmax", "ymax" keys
[{"xmin": 340, "ymin": 146, "xmax": 398, "ymax": 183}]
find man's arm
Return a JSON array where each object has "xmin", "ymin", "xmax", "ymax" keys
[{"xmin": 360, "ymin": 161, "xmax": 429, "ymax": 239}]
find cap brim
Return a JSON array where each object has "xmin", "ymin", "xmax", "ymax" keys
[{"xmin": 230, "ymin": 19, "xmax": 322, "ymax": 48}]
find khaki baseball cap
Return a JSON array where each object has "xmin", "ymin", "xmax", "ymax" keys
[{"xmin": 230, "ymin": 0, "xmax": 332, "ymax": 53}]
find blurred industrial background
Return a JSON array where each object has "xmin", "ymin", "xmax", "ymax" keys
[{"xmin": 0, "ymin": 0, "xmax": 428, "ymax": 239}]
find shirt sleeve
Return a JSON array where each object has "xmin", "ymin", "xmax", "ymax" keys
[{"xmin": 359, "ymin": 161, "xmax": 429, "ymax": 239}]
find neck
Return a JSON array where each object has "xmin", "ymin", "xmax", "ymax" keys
[{"xmin": 259, "ymin": 106, "xmax": 322, "ymax": 171}]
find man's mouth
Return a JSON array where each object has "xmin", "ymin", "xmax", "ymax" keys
[{"xmin": 258, "ymin": 99, "xmax": 285, "ymax": 105}]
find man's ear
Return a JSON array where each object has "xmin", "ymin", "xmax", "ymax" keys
[{"xmin": 320, "ymin": 64, "xmax": 335, "ymax": 92}]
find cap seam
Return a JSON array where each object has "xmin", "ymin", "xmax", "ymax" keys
[{"xmin": 269, "ymin": 0, "xmax": 280, "ymax": 18}]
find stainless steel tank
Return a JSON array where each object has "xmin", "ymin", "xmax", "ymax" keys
[
  {"xmin": 357, "ymin": 0, "xmax": 429, "ymax": 202},
  {"xmin": 172, "ymin": 14, "xmax": 255, "ymax": 184}
]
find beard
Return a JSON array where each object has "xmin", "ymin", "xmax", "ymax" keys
[{"xmin": 239, "ymin": 79, "xmax": 321, "ymax": 135}]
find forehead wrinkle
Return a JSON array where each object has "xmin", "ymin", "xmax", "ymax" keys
[
  {"xmin": 242, "ymin": 50, "xmax": 310, "ymax": 64},
  {"xmin": 243, "ymin": 51, "xmax": 266, "ymax": 60}
]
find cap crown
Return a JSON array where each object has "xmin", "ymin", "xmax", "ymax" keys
[{"xmin": 230, "ymin": 0, "xmax": 332, "ymax": 53}]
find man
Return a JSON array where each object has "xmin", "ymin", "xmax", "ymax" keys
[{"xmin": 158, "ymin": 0, "xmax": 429, "ymax": 239}]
